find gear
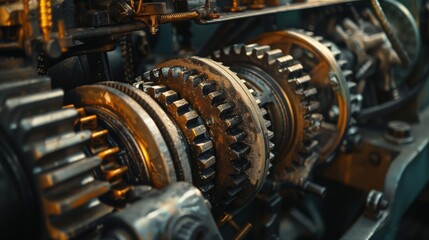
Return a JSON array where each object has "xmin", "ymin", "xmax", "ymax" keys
[
  {"xmin": 98, "ymin": 82, "xmax": 193, "ymax": 184},
  {"xmin": 0, "ymin": 60, "xmax": 112, "ymax": 239},
  {"xmin": 134, "ymin": 82, "xmax": 216, "ymax": 197},
  {"xmin": 63, "ymin": 104, "xmax": 132, "ymax": 203},
  {"xmin": 291, "ymin": 30, "xmax": 362, "ymax": 152},
  {"xmin": 66, "ymin": 84, "xmax": 179, "ymax": 189},
  {"xmin": 212, "ymin": 43, "xmax": 323, "ymax": 184},
  {"xmin": 144, "ymin": 56, "xmax": 270, "ymax": 208},
  {"xmin": 252, "ymin": 30, "xmax": 352, "ymax": 161}
]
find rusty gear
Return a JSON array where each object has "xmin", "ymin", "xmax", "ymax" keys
[
  {"xmin": 135, "ymin": 82, "xmax": 216, "ymax": 197},
  {"xmin": 144, "ymin": 56, "xmax": 270, "ymax": 208},
  {"xmin": 212, "ymin": 43, "xmax": 323, "ymax": 184},
  {"xmin": 252, "ymin": 30, "xmax": 352, "ymax": 161}
]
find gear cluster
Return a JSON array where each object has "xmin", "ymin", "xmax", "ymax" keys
[{"xmin": 0, "ymin": 29, "xmax": 365, "ymax": 239}]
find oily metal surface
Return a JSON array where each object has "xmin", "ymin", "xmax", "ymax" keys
[
  {"xmin": 66, "ymin": 84, "xmax": 177, "ymax": 188},
  {"xmin": 154, "ymin": 56, "xmax": 269, "ymax": 208},
  {"xmin": 99, "ymin": 81, "xmax": 193, "ymax": 183},
  {"xmin": 252, "ymin": 30, "xmax": 351, "ymax": 160},
  {"xmin": 212, "ymin": 43, "xmax": 321, "ymax": 183}
]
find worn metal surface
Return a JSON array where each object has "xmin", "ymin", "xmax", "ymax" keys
[
  {"xmin": 341, "ymin": 107, "xmax": 429, "ymax": 240},
  {"xmin": 102, "ymin": 182, "xmax": 222, "ymax": 240},
  {"xmin": 199, "ymin": 0, "xmax": 357, "ymax": 24},
  {"xmin": 252, "ymin": 30, "xmax": 351, "ymax": 161}
]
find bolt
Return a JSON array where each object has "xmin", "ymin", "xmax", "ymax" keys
[{"xmin": 384, "ymin": 120, "xmax": 413, "ymax": 144}]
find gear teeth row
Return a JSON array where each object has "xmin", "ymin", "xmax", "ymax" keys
[
  {"xmin": 139, "ymin": 83, "xmax": 216, "ymax": 196},
  {"xmin": 213, "ymin": 43, "xmax": 323, "ymax": 183},
  {"xmin": 144, "ymin": 65, "xmax": 253, "ymax": 206},
  {"xmin": 63, "ymin": 105, "xmax": 131, "ymax": 202},
  {"xmin": 301, "ymin": 30, "xmax": 363, "ymax": 152},
  {"xmin": 0, "ymin": 66, "xmax": 112, "ymax": 239}
]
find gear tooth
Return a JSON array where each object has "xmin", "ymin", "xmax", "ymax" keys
[
  {"xmin": 252, "ymin": 45, "xmax": 271, "ymax": 57},
  {"xmin": 302, "ymin": 87, "xmax": 318, "ymax": 98},
  {"xmin": 39, "ymin": 156, "xmax": 102, "ymax": 188},
  {"xmin": 196, "ymin": 140, "xmax": 214, "ymax": 155},
  {"xmin": 228, "ymin": 131, "xmax": 246, "ymax": 143},
  {"xmin": 217, "ymin": 102, "xmax": 234, "ymax": 119},
  {"xmin": 104, "ymin": 166, "xmax": 129, "ymax": 181},
  {"xmin": 230, "ymin": 142, "xmax": 251, "ymax": 158},
  {"xmin": 78, "ymin": 115, "xmax": 98, "ymax": 131},
  {"xmin": 305, "ymin": 101, "xmax": 320, "ymax": 113},
  {"xmin": 269, "ymin": 141, "xmax": 275, "ymax": 151},
  {"xmin": 265, "ymin": 49, "xmax": 284, "ymax": 63},
  {"xmin": 343, "ymin": 69, "xmax": 353, "ymax": 80},
  {"xmin": 145, "ymin": 84, "xmax": 167, "ymax": 98},
  {"xmin": 338, "ymin": 59, "xmax": 347, "ymax": 68},
  {"xmin": 198, "ymin": 153, "xmax": 216, "ymax": 169},
  {"xmin": 267, "ymin": 130, "xmax": 274, "ymax": 140},
  {"xmin": 286, "ymin": 63, "xmax": 304, "ymax": 77},
  {"xmin": 19, "ymin": 108, "xmax": 78, "ymax": 144},
  {"xmin": 209, "ymin": 90, "xmax": 227, "ymax": 106},
  {"xmin": 198, "ymin": 81, "xmax": 216, "ymax": 95},
  {"xmin": 225, "ymin": 116, "xmax": 241, "ymax": 128},
  {"xmin": 222, "ymin": 46, "xmax": 231, "ymax": 56},
  {"xmin": 199, "ymin": 183, "xmax": 215, "ymax": 193},
  {"xmin": 160, "ymin": 90, "xmax": 180, "ymax": 105},
  {"xmin": 227, "ymin": 186, "xmax": 243, "ymax": 197},
  {"xmin": 31, "ymin": 131, "xmax": 91, "ymax": 162},
  {"xmin": 4, "ymin": 89, "xmax": 64, "ymax": 127},
  {"xmin": 295, "ymin": 75, "xmax": 312, "ymax": 85},
  {"xmin": 276, "ymin": 55, "xmax": 294, "ymax": 68},
  {"xmin": 44, "ymin": 180, "xmax": 110, "ymax": 215},
  {"xmin": 264, "ymin": 119, "xmax": 271, "ymax": 128},
  {"xmin": 231, "ymin": 174, "xmax": 247, "ymax": 186},
  {"xmin": 170, "ymin": 99, "xmax": 190, "ymax": 116},
  {"xmin": 200, "ymin": 168, "xmax": 216, "ymax": 181}
]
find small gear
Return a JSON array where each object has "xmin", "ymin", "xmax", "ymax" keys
[
  {"xmin": 135, "ymin": 82, "xmax": 216, "ymax": 196},
  {"xmin": 145, "ymin": 56, "xmax": 270, "ymax": 208},
  {"xmin": 0, "ymin": 60, "xmax": 112, "ymax": 239},
  {"xmin": 212, "ymin": 43, "xmax": 323, "ymax": 184}
]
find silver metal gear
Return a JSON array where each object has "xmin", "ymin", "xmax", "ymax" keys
[
  {"xmin": 0, "ymin": 61, "xmax": 112, "ymax": 239},
  {"xmin": 135, "ymin": 82, "xmax": 216, "ymax": 197},
  {"xmin": 212, "ymin": 43, "xmax": 323, "ymax": 185},
  {"xmin": 144, "ymin": 57, "xmax": 270, "ymax": 208}
]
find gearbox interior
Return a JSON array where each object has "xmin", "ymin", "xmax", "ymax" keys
[{"xmin": 1, "ymin": 0, "xmax": 429, "ymax": 239}]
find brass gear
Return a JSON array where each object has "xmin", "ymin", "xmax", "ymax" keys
[
  {"xmin": 144, "ymin": 56, "xmax": 270, "ymax": 208},
  {"xmin": 66, "ymin": 84, "xmax": 179, "ymax": 189},
  {"xmin": 212, "ymin": 43, "xmax": 323, "ymax": 184},
  {"xmin": 135, "ymin": 82, "xmax": 216, "ymax": 197},
  {"xmin": 252, "ymin": 30, "xmax": 352, "ymax": 161},
  {"xmin": 63, "ymin": 105, "xmax": 132, "ymax": 203},
  {"xmin": 0, "ymin": 61, "xmax": 112, "ymax": 239}
]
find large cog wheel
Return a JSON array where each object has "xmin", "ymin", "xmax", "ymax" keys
[
  {"xmin": 252, "ymin": 30, "xmax": 353, "ymax": 161},
  {"xmin": 0, "ymin": 60, "xmax": 113, "ymax": 239},
  {"xmin": 134, "ymin": 82, "xmax": 216, "ymax": 197},
  {"xmin": 144, "ymin": 57, "xmax": 270, "ymax": 208},
  {"xmin": 212, "ymin": 43, "xmax": 323, "ymax": 184}
]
